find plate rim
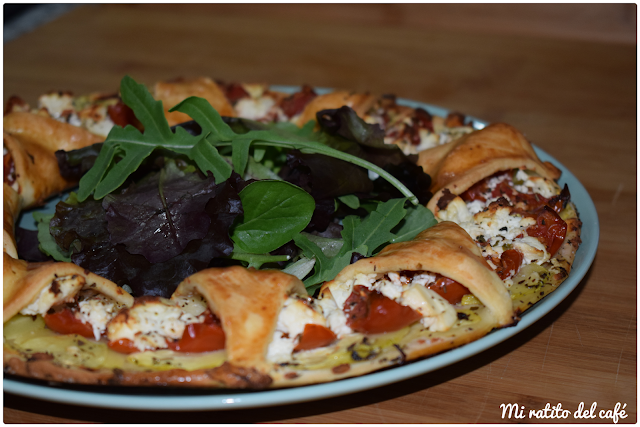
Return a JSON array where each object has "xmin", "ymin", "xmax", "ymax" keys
[{"xmin": 3, "ymin": 94, "xmax": 600, "ymax": 411}]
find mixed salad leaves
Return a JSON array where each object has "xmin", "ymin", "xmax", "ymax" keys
[{"xmin": 24, "ymin": 76, "xmax": 437, "ymax": 296}]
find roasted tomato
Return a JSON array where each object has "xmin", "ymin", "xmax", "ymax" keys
[
  {"xmin": 222, "ymin": 82, "xmax": 250, "ymax": 104},
  {"xmin": 427, "ymin": 275, "xmax": 470, "ymax": 305},
  {"xmin": 460, "ymin": 179, "xmax": 489, "ymax": 202},
  {"xmin": 167, "ymin": 311, "xmax": 226, "ymax": 353},
  {"xmin": 108, "ymin": 338, "xmax": 140, "ymax": 354},
  {"xmin": 490, "ymin": 177, "xmax": 516, "ymax": 200},
  {"xmin": 493, "ymin": 249, "xmax": 525, "ymax": 280},
  {"xmin": 527, "ymin": 205, "xmax": 567, "ymax": 257},
  {"xmin": 280, "ymin": 85, "xmax": 317, "ymax": 118},
  {"xmin": 44, "ymin": 307, "xmax": 95, "ymax": 339},
  {"xmin": 294, "ymin": 323, "xmax": 337, "ymax": 352},
  {"xmin": 344, "ymin": 285, "xmax": 422, "ymax": 335},
  {"xmin": 107, "ymin": 100, "xmax": 138, "ymax": 128}
]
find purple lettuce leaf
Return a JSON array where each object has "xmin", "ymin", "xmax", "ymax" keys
[{"xmin": 102, "ymin": 162, "xmax": 217, "ymax": 263}]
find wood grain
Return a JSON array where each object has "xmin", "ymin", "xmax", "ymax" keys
[{"xmin": 3, "ymin": 4, "xmax": 636, "ymax": 423}]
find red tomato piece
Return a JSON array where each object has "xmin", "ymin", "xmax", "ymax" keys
[
  {"xmin": 223, "ymin": 83, "xmax": 250, "ymax": 104},
  {"xmin": 344, "ymin": 285, "xmax": 423, "ymax": 335},
  {"xmin": 108, "ymin": 338, "xmax": 140, "ymax": 354},
  {"xmin": 427, "ymin": 275, "xmax": 470, "ymax": 305},
  {"xmin": 280, "ymin": 85, "xmax": 317, "ymax": 118},
  {"xmin": 43, "ymin": 307, "xmax": 95, "ymax": 339},
  {"xmin": 107, "ymin": 101, "xmax": 138, "ymax": 128},
  {"xmin": 167, "ymin": 312, "xmax": 226, "ymax": 353},
  {"xmin": 514, "ymin": 192, "xmax": 550, "ymax": 213},
  {"xmin": 527, "ymin": 205, "xmax": 567, "ymax": 257},
  {"xmin": 491, "ymin": 178, "xmax": 516, "ymax": 200},
  {"xmin": 494, "ymin": 249, "xmax": 525, "ymax": 280},
  {"xmin": 294, "ymin": 324, "xmax": 337, "ymax": 352},
  {"xmin": 460, "ymin": 179, "xmax": 488, "ymax": 202}
]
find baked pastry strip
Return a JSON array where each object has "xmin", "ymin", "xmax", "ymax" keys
[
  {"xmin": 419, "ymin": 123, "xmax": 561, "ymax": 215},
  {"xmin": 322, "ymin": 221, "xmax": 515, "ymax": 330},
  {"xmin": 3, "ymin": 113, "xmax": 102, "ymax": 209},
  {"xmin": 154, "ymin": 77, "xmax": 236, "ymax": 126},
  {"xmin": 418, "ymin": 123, "xmax": 582, "ymax": 313},
  {"xmin": 172, "ymin": 266, "xmax": 308, "ymax": 371}
]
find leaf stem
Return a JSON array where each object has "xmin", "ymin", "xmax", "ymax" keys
[{"xmin": 208, "ymin": 137, "xmax": 420, "ymax": 205}]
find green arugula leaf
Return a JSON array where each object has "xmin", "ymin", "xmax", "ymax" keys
[
  {"xmin": 77, "ymin": 76, "xmax": 200, "ymax": 201},
  {"xmin": 299, "ymin": 232, "xmax": 344, "ymax": 258},
  {"xmin": 228, "ymin": 248, "xmax": 290, "ymax": 269},
  {"xmin": 293, "ymin": 233, "xmax": 366, "ymax": 294},
  {"xmin": 349, "ymin": 198, "xmax": 407, "ymax": 254},
  {"xmin": 77, "ymin": 76, "xmax": 419, "ymax": 205},
  {"xmin": 170, "ymin": 96, "xmax": 235, "ymax": 140},
  {"xmin": 231, "ymin": 181, "xmax": 315, "ymax": 253},
  {"xmin": 294, "ymin": 198, "xmax": 411, "ymax": 290},
  {"xmin": 337, "ymin": 194, "xmax": 360, "ymax": 210},
  {"xmin": 33, "ymin": 212, "xmax": 71, "ymax": 262},
  {"xmin": 188, "ymin": 135, "xmax": 233, "ymax": 183},
  {"xmin": 390, "ymin": 204, "xmax": 437, "ymax": 243}
]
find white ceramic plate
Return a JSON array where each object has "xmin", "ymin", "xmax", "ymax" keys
[{"xmin": 4, "ymin": 96, "xmax": 599, "ymax": 411}]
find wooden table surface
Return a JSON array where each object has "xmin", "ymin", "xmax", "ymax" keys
[{"xmin": 3, "ymin": 4, "xmax": 636, "ymax": 423}]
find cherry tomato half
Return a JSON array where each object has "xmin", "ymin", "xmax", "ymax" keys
[
  {"xmin": 294, "ymin": 324, "xmax": 337, "ymax": 352},
  {"xmin": 427, "ymin": 275, "xmax": 470, "ymax": 305},
  {"xmin": 344, "ymin": 285, "xmax": 422, "ymax": 335},
  {"xmin": 167, "ymin": 312, "xmax": 226, "ymax": 353},
  {"xmin": 527, "ymin": 206, "xmax": 567, "ymax": 257},
  {"xmin": 44, "ymin": 307, "xmax": 95, "ymax": 339},
  {"xmin": 494, "ymin": 249, "xmax": 525, "ymax": 280},
  {"xmin": 107, "ymin": 101, "xmax": 138, "ymax": 128},
  {"xmin": 108, "ymin": 338, "xmax": 140, "ymax": 354}
]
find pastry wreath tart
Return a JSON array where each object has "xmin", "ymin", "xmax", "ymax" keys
[{"xmin": 3, "ymin": 76, "xmax": 582, "ymax": 389}]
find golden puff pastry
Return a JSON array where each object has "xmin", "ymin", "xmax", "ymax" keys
[
  {"xmin": 172, "ymin": 266, "xmax": 308, "ymax": 371},
  {"xmin": 419, "ymin": 123, "xmax": 561, "ymax": 214},
  {"xmin": 154, "ymin": 77, "xmax": 236, "ymax": 126}
]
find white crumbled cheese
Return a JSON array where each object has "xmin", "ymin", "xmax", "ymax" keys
[
  {"xmin": 369, "ymin": 273, "xmax": 403, "ymax": 301},
  {"xmin": 67, "ymin": 113, "xmax": 83, "ymax": 127},
  {"xmin": 266, "ymin": 297, "xmax": 328, "ymax": 363},
  {"xmin": 400, "ymin": 284, "xmax": 457, "ymax": 332},
  {"xmin": 107, "ymin": 298, "xmax": 204, "ymax": 352},
  {"xmin": 450, "ymin": 202, "xmax": 541, "ymax": 266},
  {"xmin": 316, "ymin": 296, "xmax": 352, "ymax": 338},
  {"xmin": 327, "ymin": 273, "xmax": 377, "ymax": 309},
  {"xmin": 76, "ymin": 289, "xmax": 126, "ymax": 340},
  {"xmin": 512, "ymin": 236, "xmax": 549, "ymax": 265},
  {"xmin": 514, "ymin": 172, "xmax": 556, "ymax": 199},
  {"xmin": 76, "ymin": 104, "xmax": 114, "ymax": 137},
  {"xmin": 84, "ymin": 114, "xmax": 115, "ymax": 138},
  {"xmin": 411, "ymin": 273, "xmax": 438, "ymax": 286},
  {"xmin": 37, "ymin": 92, "xmax": 117, "ymax": 137},
  {"xmin": 437, "ymin": 197, "xmax": 474, "ymax": 223},
  {"xmin": 235, "ymin": 96, "xmax": 277, "ymax": 121},
  {"xmin": 38, "ymin": 92, "xmax": 75, "ymax": 120},
  {"xmin": 436, "ymin": 170, "xmax": 561, "ymax": 279},
  {"xmin": 320, "ymin": 271, "xmax": 460, "ymax": 336},
  {"xmin": 20, "ymin": 275, "xmax": 85, "ymax": 316},
  {"xmin": 241, "ymin": 83, "xmax": 266, "ymax": 99}
]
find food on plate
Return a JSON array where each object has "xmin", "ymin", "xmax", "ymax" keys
[
  {"xmin": 420, "ymin": 123, "xmax": 582, "ymax": 311},
  {"xmin": 3, "ymin": 76, "xmax": 582, "ymax": 388}
]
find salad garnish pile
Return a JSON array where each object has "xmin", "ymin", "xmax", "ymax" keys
[{"xmin": 25, "ymin": 76, "xmax": 437, "ymax": 297}]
